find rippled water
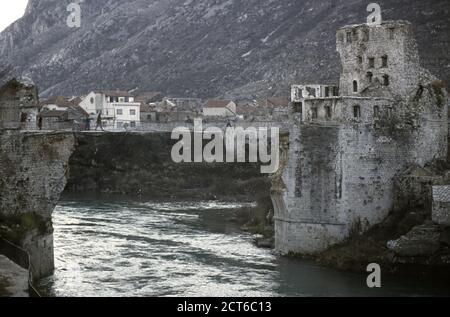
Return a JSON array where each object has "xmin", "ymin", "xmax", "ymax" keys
[{"xmin": 38, "ymin": 195, "xmax": 450, "ymax": 297}]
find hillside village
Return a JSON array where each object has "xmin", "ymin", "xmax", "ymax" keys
[{"xmin": 31, "ymin": 90, "xmax": 291, "ymax": 131}]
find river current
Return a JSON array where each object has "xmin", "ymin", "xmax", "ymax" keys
[{"xmin": 38, "ymin": 195, "xmax": 450, "ymax": 297}]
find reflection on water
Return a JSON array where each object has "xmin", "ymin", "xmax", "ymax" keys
[{"xmin": 39, "ymin": 194, "xmax": 450, "ymax": 297}]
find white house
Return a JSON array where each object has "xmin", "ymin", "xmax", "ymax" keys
[
  {"xmin": 202, "ymin": 100, "xmax": 237, "ymax": 117},
  {"xmin": 79, "ymin": 91, "xmax": 141, "ymax": 129}
]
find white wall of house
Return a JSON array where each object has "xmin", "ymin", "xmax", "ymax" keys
[
  {"xmin": 79, "ymin": 92, "xmax": 104, "ymax": 115},
  {"xmin": 80, "ymin": 92, "xmax": 141, "ymax": 128},
  {"xmin": 227, "ymin": 102, "xmax": 237, "ymax": 114},
  {"xmin": 112, "ymin": 103, "xmax": 141, "ymax": 128}
]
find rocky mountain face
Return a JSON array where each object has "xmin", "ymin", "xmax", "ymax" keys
[{"xmin": 0, "ymin": 0, "xmax": 449, "ymax": 99}]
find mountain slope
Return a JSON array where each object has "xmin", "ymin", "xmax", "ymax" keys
[{"xmin": 0, "ymin": 0, "xmax": 449, "ymax": 99}]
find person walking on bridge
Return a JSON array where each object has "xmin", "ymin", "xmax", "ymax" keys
[
  {"xmin": 37, "ymin": 115, "xmax": 42, "ymax": 130},
  {"xmin": 85, "ymin": 115, "xmax": 91, "ymax": 131},
  {"xmin": 95, "ymin": 112, "xmax": 104, "ymax": 131}
]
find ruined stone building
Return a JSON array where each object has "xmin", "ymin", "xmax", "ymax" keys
[
  {"xmin": 273, "ymin": 20, "xmax": 449, "ymax": 254},
  {"xmin": 0, "ymin": 79, "xmax": 40, "ymax": 130}
]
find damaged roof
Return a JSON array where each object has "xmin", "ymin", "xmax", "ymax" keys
[
  {"xmin": 41, "ymin": 96, "xmax": 73, "ymax": 108},
  {"xmin": 39, "ymin": 110, "xmax": 69, "ymax": 119},
  {"xmin": 257, "ymin": 97, "xmax": 290, "ymax": 108}
]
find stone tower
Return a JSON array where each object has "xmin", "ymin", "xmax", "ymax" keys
[
  {"xmin": 273, "ymin": 19, "xmax": 449, "ymax": 255},
  {"xmin": 336, "ymin": 21, "xmax": 420, "ymax": 98}
]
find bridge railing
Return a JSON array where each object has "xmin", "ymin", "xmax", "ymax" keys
[
  {"xmin": 0, "ymin": 237, "xmax": 41, "ymax": 297},
  {"xmin": 2, "ymin": 119, "xmax": 291, "ymax": 133},
  {"xmin": 88, "ymin": 120, "xmax": 291, "ymax": 133}
]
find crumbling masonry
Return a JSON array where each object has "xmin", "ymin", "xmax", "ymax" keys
[
  {"xmin": 0, "ymin": 79, "xmax": 75, "ymax": 279},
  {"xmin": 273, "ymin": 20, "xmax": 449, "ymax": 254}
]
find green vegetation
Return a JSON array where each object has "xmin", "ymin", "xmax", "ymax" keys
[
  {"xmin": 316, "ymin": 206, "xmax": 430, "ymax": 273},
  {"xmin": 0, "ymin": 213, "xmax": 48, "ymax": 244},
  {"xmin": 67, "ymin": 133, "xmax": 272, "ymax": 201},
  {"xmin": 233, "ymin": 195, "xmax": 275, "ymax": 247}
]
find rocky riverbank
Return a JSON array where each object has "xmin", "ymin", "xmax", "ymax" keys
[
  {"xmin": 316, "ymin": 210, "xmax": 450, "ymax": 277},
  {"xmin": 313, "ymin": 161, "xmax": 450, "ymax": 277},
  {"xmin": 231, "ymin": 196, "xmax": 275, "ymax": 249}
]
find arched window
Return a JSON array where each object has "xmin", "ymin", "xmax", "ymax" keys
[
  {"xmin": 367, "ymin": 72, "xmax": 373, "ymax": 83},
  {"xmin": 383, "ymin": 75, "xmax": 390, "ymax": 86},
  {"xmin": 353, "ymin": 80, "xmax": 358, "ymax": 92}
]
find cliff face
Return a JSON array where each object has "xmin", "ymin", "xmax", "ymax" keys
[
  {"xmin": 66, "ymin": 132, "xmax": 270, "ymax": 201},
  {"xmin": 0, "ymin": 0, "xmax": 449, "ymax": 99},
  {"xmin": 0, "ymin": 132, "xmax": 74, "ymax": 220}
]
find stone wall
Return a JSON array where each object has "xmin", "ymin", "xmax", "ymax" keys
[
  {"xmin": 336, "ymin": 21, "xmax": 420, "ymax": 99},
  {"xmin": 275, "ymin": 86, "xmax": 448, "ymax": 255},
  {"xmin": 0, "ymin": 131, "xmax": 75, "ymax": 278},
  {"xmin": 275, "ymin": 122, "xmax": 414, "ymax": 254},
  {"xmin": 274, "ymin": 18, "xmax": 449, "ymax": 256},
  {"xmin": 274, "ymin": 124, "xmax": 349, "ymax": 254},
  {"xmin": 432, "ymin": 201, "xmax": 450, "ymax": 226},
  {"xmin": 432, "ymin": 186, "xmax": 450, "ymax": 226},
  {"xmin": 393, "ymin": 171, "xmax": 437, "ymax": 214}
]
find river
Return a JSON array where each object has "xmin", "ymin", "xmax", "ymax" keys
[{"xmin": 38, "ymin": 194, "xmax": 450, "ymax": 297}]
